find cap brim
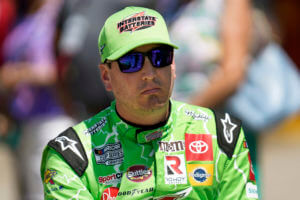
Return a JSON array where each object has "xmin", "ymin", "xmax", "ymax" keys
[{"xmin": 106, "ymin": 38, "xmax": 178, "ymax": 61}]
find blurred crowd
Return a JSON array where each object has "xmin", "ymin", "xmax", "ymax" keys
[{"xmin": 1, "ymin": 0, "xmax": 300, "ymax": 199}]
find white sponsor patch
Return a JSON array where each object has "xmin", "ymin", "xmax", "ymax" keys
[
  {"xmin": 158, "ymin": 140, "xmax": 185, "ymax": 152},
  {"xmin": 164, "ymin": 154, "xmax": 187, "ymax": 185},
  {"xmin": 93, "ymin": 142, "xmax": 124, "ymax": 165},
  {"xmin": 246, "ymin": 182, "xmax": 258, "ymax": 199}
]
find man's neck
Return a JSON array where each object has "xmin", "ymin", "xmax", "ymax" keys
[{"xmin": 115, "ymin": 101, "xmax": 170, "ymax": 126}]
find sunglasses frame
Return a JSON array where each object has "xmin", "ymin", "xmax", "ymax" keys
[{"xmin": 106, "ymin": 45, "xmax": 174, "ymax": 73}]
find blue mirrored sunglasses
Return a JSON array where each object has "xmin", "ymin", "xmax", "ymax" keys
[{"xmin": 113, "ymin": 45, "xmax": 174, "ymax": 73}]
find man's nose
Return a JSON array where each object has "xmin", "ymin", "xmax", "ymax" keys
[{"xmin": 141, "ymin": 56, "xmax": 156, "ymax": 80}]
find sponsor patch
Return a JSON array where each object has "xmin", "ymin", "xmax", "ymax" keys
[
  {"xmin": 101, "ymin": 187, "xmax": 119, "ymax": 200},
  {"xmin": 94, "ymin": 142, "xmax": 124, "ymax": 165},
  {"xmin": 185, "ymin": 110, "xmax": 210, "ymax": 121},
  {"xmin": 248, "ymin": 153, "xmax": 256, "ymax": 181},
  {"xmin": 246, "ymin": 182, "xmax": 258, "ymax": 198},
  {"xmin": 44, "ymin": 169, "xmax": 64, "ymax": 194},
  {"xmin": 185, "ymin": 134, "xmax": 213, "ymax": 161},
  {"xmin": 126, "ymin": 165, "xmax": 152, "ymax": 182},
  {"xmin": 187, "ymin": 164, "xmax": 214, "ymax": 186},
  {"xmin": 44, "ymin": 169, "xmax": 57, "ymax": 185},
  {"xmin": 220, "ymin": 113, "xmax": 237, "ymax": 144},
  {"xmin": 99, "ymin": 173, "xmax": 123, "ymax": 185},
  {"xmin": 158, "ymin": 140, "xmax": 185, "ymax": 152},
  {"xmin": 117, "ymin": 12, "xmax": 157, "ymax": 33},
  {"xmin": 117, "ymin": 187, "xmax": 154, "ymax": 197},
  {"xmin": 84, "ymin": 118, "xmax": 107, "ymax": 135},
  {"xmin": 48, "ymin": 127, "xmax": 88, "ymax": 177},
  {"xmin": 145, "ymin": 130, "xmax": 163, "ymax": 142},
  {"xmin": 55, "ymin": 136, "xmax": 84, "ymax": 160},
  {"xmin": 164, "ymin": 155, "xmax": 187, "ymax": 184},
  {"xmin": 214, "ymin": 111, "xmax": 241, "ymax": 158}
]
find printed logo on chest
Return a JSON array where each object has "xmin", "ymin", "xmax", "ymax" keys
[
  {"xmin": 84, "ymin": 118, "xmax": 107, "ymax": 135},
  {"xmin": 158, "ymin": 140, "xmax": 185, "ymax": 152},
  {"xmin": 101, "ymin": 187, "xmax": 119, "ymax": 200},
  {"xmin": 98, "ymin": 173, "xmax": 123, "ymax": 185},
  {"xmin": 185, "ymin": 110, "xmax": 210, "ymax": 121},
  {"xmin": 126, "ymin": 165, "xmax": 152, "ymax": 182},
  {"xmin": 187, "ymin": 164, "xmax": 214, "ymax": 186},
  {"xmin": 93, "ymin": 142, "xmax": 124, "ymax": 165},
  {"xmin": 185, "ymin": 134, "xmax": 213, "ymax": 161},
  {"xmin": 164, "ymin": 154, "xmax": 187, "ymax": 185}
]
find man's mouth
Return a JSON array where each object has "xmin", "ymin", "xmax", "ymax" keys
[{"xmin": 141, "ymin": 88, "xmax": 160, "ymax": 95}]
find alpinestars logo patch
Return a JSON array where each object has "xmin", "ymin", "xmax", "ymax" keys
[
  {"xmin": 117, "ymin": 12, "xmax": 156, "ymax": 33},
  {"xmin": 220, "ymin": 113, "xmax": 237, "ymax": 144},
  {"xmin": 55, "ymin": 136, "xmax": 84, "ymax": 161}
]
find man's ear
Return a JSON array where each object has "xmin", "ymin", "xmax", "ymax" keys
[
  {"xmin": 172, "ymin": 59, "xmax": 176, "ymax": 79},
  {"xmin": 99, "ymin": 64, "xmax": 112, "ymax": 91}
]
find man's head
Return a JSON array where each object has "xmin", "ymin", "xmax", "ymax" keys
[
  {"xmin": 98, "ymin": 6, "xmax": 178, "ymax": 124},
  {"xmin": 98, "ymin": 6, "xmax": 177, "ymax": 63}
]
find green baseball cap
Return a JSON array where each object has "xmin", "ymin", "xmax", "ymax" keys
[{"xmin": 98, "ymin": 6, "xmax": 178, "ymax": 63}]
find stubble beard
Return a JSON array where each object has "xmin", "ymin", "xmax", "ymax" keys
[{"xmin": 142, "ymin": 94, "xmax": 168, "ymax": 111}]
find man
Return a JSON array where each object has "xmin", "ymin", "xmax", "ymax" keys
[{"xmin": 40, "ymin": 6, "xmax": 259, "ymax": 199}]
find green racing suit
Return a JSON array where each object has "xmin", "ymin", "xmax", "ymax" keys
[{"xmin": 40, "ymin": 100, "xmax": 259, "ymax": 199}]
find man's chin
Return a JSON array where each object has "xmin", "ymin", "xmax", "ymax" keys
[{"xmin": 140, "ymin": 95, "xmax": 169, "ymax": 111}]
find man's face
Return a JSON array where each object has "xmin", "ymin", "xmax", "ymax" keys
[{"xmin": 100, "ymin": 44, "xmax": 176, "ymax": 114}]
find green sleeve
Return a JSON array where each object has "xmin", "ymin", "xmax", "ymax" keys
[
  {"xmin": 217, "ymin": 129, "xmax": 259, "ymax": 200},
  {"xmin": 41, "ymin": 147, "xmax": 94, "ymax": 200}
]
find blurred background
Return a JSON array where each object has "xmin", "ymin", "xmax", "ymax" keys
[{"xmin": 0, "ymin": 0, "xmax": 299, "ymax": 199}]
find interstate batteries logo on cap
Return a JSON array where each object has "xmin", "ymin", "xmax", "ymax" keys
[{"xmin": 117, "ymin": 12, "xmax": 157, "ymax": 33}]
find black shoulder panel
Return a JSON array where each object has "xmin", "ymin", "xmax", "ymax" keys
[
  {"xmin": 48, "ymin": 127, "xmax": 88, "ymax": 177},
  {"xmin": 213, "ymin": 110, "xmax": 241, "ymax": 158}
]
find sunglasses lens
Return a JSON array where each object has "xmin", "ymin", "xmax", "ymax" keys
[
  {"xmin": 118, "ymin": 53, "xmax": 143, "ymax": 73},
  {"xmin": 117, "ymin": 46, "xmax": 173, "ymax": 73},
  {"xmin": 151, "ymin": 47, "xmax": 173, "ymax": 68}
]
